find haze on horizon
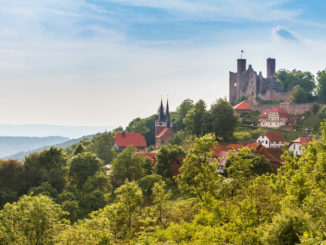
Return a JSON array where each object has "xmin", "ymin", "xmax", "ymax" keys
[{"xmin": 1, "ymin": 0, "xmax": 326, "ymax": 127}]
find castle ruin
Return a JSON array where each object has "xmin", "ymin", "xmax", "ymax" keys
[{"xmin": 229, "ymin": 58, "xmax": 291, "ymax": 106}]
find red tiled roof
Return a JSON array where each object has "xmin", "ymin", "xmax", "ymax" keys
[
  {"xmin": 288, "ymin": 117, "xmax": 298, "ymax": 123},
  {"xmin": 259, "ymin": 108, "xmax": 288, "ymax": 118},
  {"xmin": 114, "ymin": 132, "xmax": 147, "ymax": 147},
  {"xmin": 156, "ymin": 128, "xmax": 169, "ymax": 138},
  {"xmin": 246, "ymin": 142, "xmax": 261, "ymax": 149},
  {"xmin": 226, "ymin": 144, "xmax": 244, "ymax": 150},
  {"xmin": 291, "ymin": 137, "xmax": 311, "ymax": 144},
  {"xmin": 258, "ymin": 147, "xmax": 284, "ymax": 165},
  {"xmin": 263, "ymin": 131, "xmax": 285, "ymax": 142},
  {"xmin": 234, "ymin": 101, "xmax": 251, "ymax": 110}
]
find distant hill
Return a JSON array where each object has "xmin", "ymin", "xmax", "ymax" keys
[
  {"xmin": 3, "ymin": 135, "xmax": 94, "ymax": 161},
  {"xmin": 0, "ymin": 124, "xmax": 115, "ymax": 138},
  {"xmin": 0, "ymin": 136, "xmax": 69, "ymax": 158}
]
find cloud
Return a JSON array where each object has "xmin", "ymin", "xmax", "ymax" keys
[
  {"xmin": 272, "ymin": 25, "xmax": 299, "ymax": 41},
  {"xmin": 105, "ymin": 0, "xmax": 301, "ymax": 22}
]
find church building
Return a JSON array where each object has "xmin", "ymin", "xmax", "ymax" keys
[{"xmin": 155, "ymin": 100, "xmax": 173, "ymax": 148}]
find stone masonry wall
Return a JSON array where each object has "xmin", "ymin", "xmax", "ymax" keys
[{"xmin": 251, "ymin": 103, "xmax": 323, "ymax": 114}]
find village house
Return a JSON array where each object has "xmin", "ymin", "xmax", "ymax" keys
[
  {"xmin": 288, "ymin": 137, "xmax": 311, "ymax": 156},
  {"xmin": 114, "ymin": 131, "xmax": 147, "ymax": 152},
  {"xmin": 256, "ymin": 131, "xmax": 285, "ymax": 148},
  {"xmin": 233, "ymin": 101, "xmax": 251, "ymax": 115},
  {"xmin": 259, "ymin": 108, "xmax": 288, "ymax": 128}
]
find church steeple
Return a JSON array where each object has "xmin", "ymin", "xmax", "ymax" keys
[
  {"xmin": 158, "ymin": 99, "xmax": 165, "ymax": 122},
  {"xmin": 165, "ymin": 99, "xmax": 171, "ymax": 128}
]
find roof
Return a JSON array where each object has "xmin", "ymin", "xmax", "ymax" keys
[
  {"xmin": 156, "ymin": 128, "xmax": 169, "ymax": 138},
  {"xmin": 245, "ymin": 142, "xmax": 261, "ymax": 149},
  {"xmin": 114, "ymin": 132, "xmax": 147, "ymax": 148},
  {"xmin": 263, "ymin": 131, "xmax": 285, "ymax": 142},
  {"xmin": 291, "ymin": 137, "xmax": 311, "ymax": 144},
  {"xmin": 259, "ymin": 108, "xmax": 288, "ymax": 118},
  {"xmin": 258, "ymin": 147, "xmax": 284, "ymax": 165},
  {"xmin": 143, "ymin": 152, "xmax": 157, "ymax": 165},
  {"xmin": 233, "ymin": 101, "xmax": 251, "ymax": 110},
  {"xmin": 288, "ymin": 117, "xmax": 298, "ymax": 123}
]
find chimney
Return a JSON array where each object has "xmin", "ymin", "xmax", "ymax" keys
[
  {"xmin": 267, "ymin": 58, "xmax": 276, "ymax": 78},
  {"xmin": 237, "ymin": 59, "xmax": 246, "ymax": 75},
  {"xmin": 122, "ymin": 131, "xmax": 125, "ymax": 137}
]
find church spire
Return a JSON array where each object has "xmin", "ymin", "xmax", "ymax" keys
[
  {"xmin": 158, "ymin": 99, "xmax": 165, "ymax": 122},
  {"xmin": 166, "ymin": 99, "xmax": 171, "ymax": 128},
  {"xmin": 165, "ymin": 99, "xmax": 170, "ymax": 120}
]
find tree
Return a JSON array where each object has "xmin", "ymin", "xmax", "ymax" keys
[
  {"xmin": 317, "ymin": 70, "xmax": 326, "ymax": 103},
  {"xmin": 137, "ymin": 173, "xmax": 163, "ymax": 202},
  {"xmin": 69, "ymin": 152, "xmax": 103, "ymax": 190},
  {"xmin": 276, "ymin": 70, "xmax": 315, "ymax": 94},
  {"xmin": 262, "ymin": 209, "xmax": 311, "ymax": 245},
  {"xmin": 111, "ymin": 146, "xmax": 149, "ymax": 187},
  {"xmin": 73, "ymin": 143, "xmax": 85, "ymax": 155},
  {"xmin": 0, "ymin": 195, "xmax": 68, "ymax": 245},
  {"xmin": 225, "ymin": 147, "xmax": 273, "ymax": 179},
  {"xmin": 176, "ymin": 134, "xmax": 221, "ymax": 201},
  {"xmin": 290, "ymin": 85, "xmax": 307, "ymax": 103},
  {"xmin": 0, "ymin": 159, "xmax": 25, "ymax": 207},
  {"xmin": 312, "ymin": 102, "xmax": 320, "ymax": 114},
  {"xmin": 183, "ymin": 99, "xmax": 210, "ymax": 136},
  {"xmin": 156, "ymin": 144, "xmax": 186, "ymax": 179},
  {"xmin": 114, "ymin": 180, "xmax": 143, "ymax": 239},
  {"xmin": 152, "ymin": 180, "xmax": 171, "ymax": 228},
  {"xmin": 209, "ymin": 99, "xmax": 239, "ymax": 140},
  {"xmin": 24, "ymin": 147, "xmax": 68, "ymax": 193},
  {"xmin": 172, "ymin": 99, "xmax": 194, "ymax": 131},
  {"xmin": 86, "ymin": 132, "xmax": 116, "ymax": 164}
]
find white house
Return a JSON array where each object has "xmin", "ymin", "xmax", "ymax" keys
[
  {"xmin": 259, "ymin": 108, "xmax": 288, "ymax": 128},
  {"xmin": 288, "ymin": 137, "xmax": 311, "ymax": 156},
  {"xmin": 257, "ymin": 131, "xmax": 285, "ymax": 148}
]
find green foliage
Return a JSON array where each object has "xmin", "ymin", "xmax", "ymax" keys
[
  {"xmin": 0, "ymin": 195, "xmax": 68, "ymax": 245},
  {"xmin": 225, "ymin": 147, "xmax": 273, "ymax": 178},
  {"xmin": 262, "ymin": 209, "xmax": 311, "ymax": 245},
  {"xmin": 156, "ymin": 144, "xmax": 186, "ymax": 179},
  {"xmin": 172, "ymin": 98, "xmax": 194, "ymax": 131},
  {"xmin": 317, "ymin": 69, "xmax": 326, "ymax": 103},
  {"xmin": 183, "ymin": 99, "xmax": 210, "ymax": 136},
  {"xmin": 85, "ymin": 132, "xmax": 116, "ymax": 164},
  {"xmin": 177, "ymin": 134, "xmax": 221, "ymax": 201},
  {"xmin": 69, "ymin": 152, "xmax": 103, "ymax": 190},
  {"xmin": 138, "ymin": 173, "xmax": 163, "ymax": 201},
  {"xmin": 276, "ymin": 69, "xmax": 316, "ymax": 95},
  {"xmin": 209, "ymin": 99, "xmax": 239, "ymax": 140},
  {"xmin": 0, "ymin": 159, "xmax": 25, "ymax": 207},
  {"xmin": 24, "ymin": 147, "xmax": 68, "ymax": 193},
  {"xmin": 73, "ymin": 143, "xmax": 85, "ymax": 155},
  {"xmin": 111, "ymin": 146, "xmax": 150, "ymax": 187},
  {"xmin": 312, "ymin": 102, "xmax": 320, "ymax": 114},
  {"xmin": 126, "ymin": 114, "xmax": 157, "ymax": 146},
  {"xmin": 290, "ymin": 85, "xmax": 307, "ymax": 103}
]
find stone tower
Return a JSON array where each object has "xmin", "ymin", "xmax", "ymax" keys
[{"xmin": 267, "ymin": 58, "xmax": 276, "ymax": 78}]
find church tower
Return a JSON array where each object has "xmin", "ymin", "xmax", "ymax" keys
[{"xmin": 155, "ymin": 99, "xmax": 173, "ymax": 148}]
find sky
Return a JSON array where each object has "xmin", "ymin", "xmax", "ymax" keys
[{"xmin": 1, "ymin": 0, "xmax": 326, "ymax": 129}]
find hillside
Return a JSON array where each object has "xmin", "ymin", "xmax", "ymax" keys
[
  {"xmin": 0, "ymin": 136, "xmax": 69, "ymax": 158},
  {"xmin": 3, "ymin": 135, "xmax": 94, "ymax": 161}
]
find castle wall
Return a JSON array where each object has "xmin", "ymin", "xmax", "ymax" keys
[
  {"xmin": 251, "ymin": 103, "xmax": 321, "ymax": 115},
  {"xmin": 257, "ymin": 90, "xmax": 291, "ymax": 103}
]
